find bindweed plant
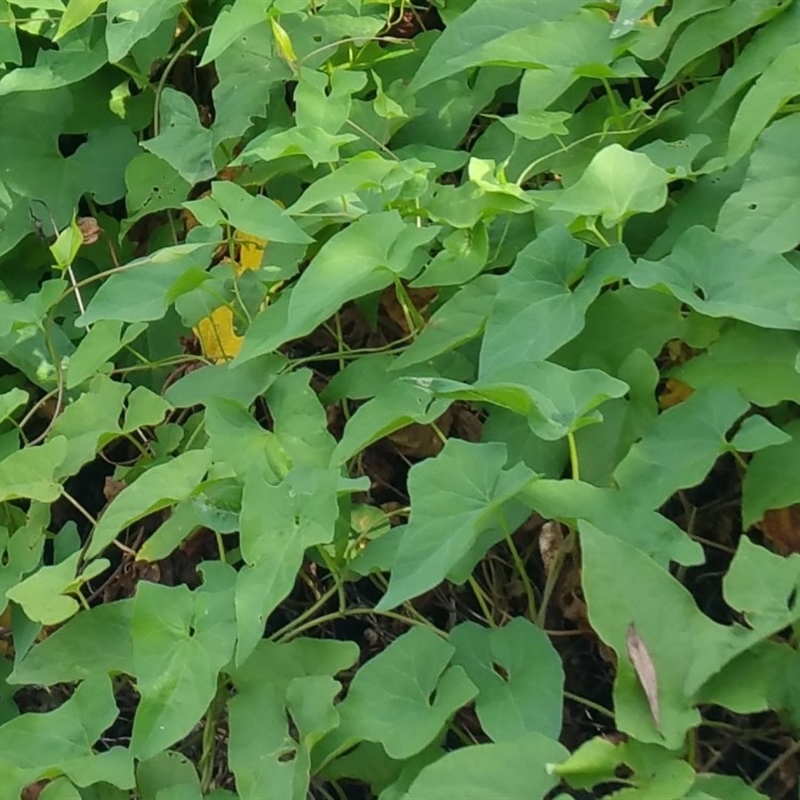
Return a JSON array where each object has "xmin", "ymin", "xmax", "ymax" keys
[{"xmin": 0, "ymin": 0, "xmax": 798, "ymax": 797}]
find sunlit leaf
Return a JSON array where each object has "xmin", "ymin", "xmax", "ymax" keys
[{"xmin": 551, "ymin": 145, "xmax": 671, "ymax": 227}]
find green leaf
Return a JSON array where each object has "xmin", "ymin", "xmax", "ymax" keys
[
  {"xmin": 723, "ymin": 536, "xmax": 800, "ymax": 629},
  {"xmin": 392, "ymin": 275, "xmax": 499, "ymax": 370},
  {"xmin": 704, "ymin": 0, "xmax": 800, "ymax": 119},
  {"xmin": 164, "ymin": 353, "xmax": 284, "ymax": 408},
  {"xmin": 199, "ymin": 0, "xmax": 272, "ymax": 66},
  {"xmin": 233, "ymin": 126, "xmax": 358, "ymax": 168},
  {"xmin": 136, "ymin": 499, "xmax": 201, "ymax": 563},
  {"xmin": 423, "ymin": 361, "xmax": 629, "ymax": 441},
  {"xmin": 105, "ymin": 0, "xmax": 181, "ymax": 63},
  {"xmin": 611, "ymin": 0, "xmax": 664, "ymax": 38},
  {"xmin": 0, "ymin": 677, "xmax": 133, "ymax": 796},
  {"xmin": 403, "ymin": 733, "xmax": 568, "ymax": 800},
  {"xmin": 557, "ymin": 286, "xmax": 685, "ymax": 375},
  {"xmin": 717, "ymin": 115, "xmax": 800, "ymax": 253},
  {"xmin": 229, "ymin": 638, "xmax": 358, "ymax": 800},
  {"xmin": 730, "ymin": 415, "xmax": 790, "ymax": 453},
  {"xmin": 267, "ymin": 369, "xmax": 337, "ymax": 468},
  {"xmin": 726, "ymin": 42, "xmax": 800, "ymax": 165},
  {"xmin": 332, "ymin": 626, "xmax": 476, "ymax": 759},
  {"xmin": 10, "ymin": 600, "xmax": 134, "ymax": 685},
  {"xmin": 521, "ymin": 479, "xmax": 702, "ymax": 567},
  {"xmin": 630, "ymin": 1, "xmax": 726, "ymax": 61},
  {"xmin": 142, "ymin": 88, "xmax": 216, "ymax": 185},
  {"xmin": 0, "ymin": 23, "xmax": 107, "ymax": 96},
  {"xmin": 480, "ymin": 226, "xmax": 631, "ymax": 372},
  {"xmin": 123, "ymin": 153, "xmax": 192, "ymax": 232},
  {"xmin": 331, "ymin": 380, "xmax": 451, "ymax": 465},
  {"xmin": 295, "ymin": 67, "xmax": 367, "ymax": 133},
  {"xmin": 377, "ymin": 440, "xmax": 536, "ymax": 611},
  {"xmin": 204, "ymin": 397, "xmax": 282, "ymax": 478},
  {"xmin": 236, "ymin": 465, "xmax": 339, "ymax": 664},
  {"xmin": 697, "ymin": 640, "xmax": 794, "ymax": 715},
  {"xmin": 211, "ymin": 180, "xmax": 311, "ymax": 243},
  {"xmin": 635, "ymin": 134, "xmax": 711, "ymax": 178},
  {"xmin": 674, "ymin": 323, "xmax": 800, "ymax": 406},
  {"xmin": 131, "ymin": 563, "xmax": 236, "ymax": 760},
  {"xmin": 632, "ymin": 226, "xmax": 800, "ymax": 330},
  {"xmin": 742, "ymin": 419, "xmax": 800, "ymax": 526},
  {"xmin": 582, "ymin": 526, "xmax": 752, "ymax": 749},
  {"xmin": 659, "ymin": 0, "xmax": 787, "ymax": 88},
  {"xmin": 78, "ymin": 242, "xmax": 216, "ymax": 326},
  {"xmin": 689, "ymin": 774, "xmax": 769, "ymax": 800},
  {"xmin": 40, "ymin": 777, "xmax": 82, "ymax": 800},
  {"xmin": 414, "ymin": 223, "xmax": 489, "ymax": 287},
  {"xmin": 87, "ymin": 449, "xmax": 212, "ymax": 559},
  {"xmin": 613, "ymin": 388, "xmax": 748, "ymax": 509},
  {"xmin": 449, "ymin": 618, "xmax": 563, "ymax": 742},
  {"xmin": 411, "ymin": 0, "xmax": 598, "ymax": 90},
  {"xmin": 0, "ymin": 0, "xmax": 21, "ymax": 65},
  {"xmin": 136, "ymin": 752, "xmax": 203, "ymax": 800},
  {"xmin": 0, "ymin": 437, "xmax": 67, "ymax": 503},
  {"xmin": 550, "ymin": 735, "xmax": 628, "ymax": 790},
  {"xmin": 6, "ymin": 551, "xmax": 110, "ymax": 625},
  {"xmin": 551, "ymin": 145, "xmax": 671, "ymax": 227},
  {"xmin": 237, "ymin": 212, "xmax": 433, "ymax": 361},
  {"xmin": 0, "ymin": 387, "xmax": 27, "ymax": 424},
  {"xmin": 56, "ymin": 0, "xmax": 104, "ymax": 40}
]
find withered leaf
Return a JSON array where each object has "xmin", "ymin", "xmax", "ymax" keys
[{"xmin": 626, "ymin": 622, "xmax": 660, "ymax": 731}]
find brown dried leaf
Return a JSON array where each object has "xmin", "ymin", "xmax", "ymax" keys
[
  {"xmin": 539, "ymin": 521, "xmax": 564, "ymax": 575},
  {"xmin": 626, "ymin": 623, "xmax": 660, "ymax": 731},
  {"xmin": 757, "ymin": 505, "xmax": 800, "ymax": 555},
  {"xmin": 76, "ymin": 216, "xmax": 100, "ymax": 245},
  {"xmin": 103, "ymin": 477, "xmax": 127, "ymax": 502},
  {"xmin": 388, "ymin": 409, "xmax": 453, "ymax": 459}
]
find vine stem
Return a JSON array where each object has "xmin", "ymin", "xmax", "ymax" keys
[
  {"xmin": 499, "ymin": 510, "xmax": 537, "ymax": 621},
  {"xmin": 468, "ymin": 575, "xmax": 498, "ymax": 628},
  {"xmin": 567, "ymin": 430, "xmax": 580, "ymax": 482},
  {"xmin": 153, "ymin": 26, "xmax": 213, "ymax": 136},
  {"xmin": 274, "ymin": 606, "xmax": 446, "ymax": 642},
  {"xmin": 753, "ymin": 737, "xmax": 800, "ymax": 790}
]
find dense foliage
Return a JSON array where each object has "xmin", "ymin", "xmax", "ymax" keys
[{"xmin": 0, "ymin": 0, "xmax": 799, "ymax": 797}]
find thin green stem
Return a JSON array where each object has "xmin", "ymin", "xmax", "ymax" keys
[
  {"xmin": 61, "ymin": 490, "xmax": 98, "ymax": 535},
  {"xmin": 499, "ymin": 511, "xmax": 537, "ymax": 621},
  {"xmin": 333, "ymin": 313, "xmax": 351, "ymax": 422},
  {"xmin": 516, "ymin": 125, "xmax": 651, "ymax": 187},
  {"xmin": 567, "ymin": 430, "xmax": 580, "ymax": 482},
  {"xmin": 268, "ymin": 583, "xmax": 341, "ymax": 641},
  {"xmin": 25, "ymin": 317, "xmax": 65, "ymax": 447},
  {"xmin": 153, "ymin": 26, "xmax": 213, "ymax": 135},
  {"xmin": 394, "ymin": 278, "xmax": 425, "ymax": 335},
  {"xmin": 563, "ymin": 690, "xmax": 614, "ymax": 719},
  {"xmin": 275, "ymin": 606, "xmax": 445, "ymax": 642},
  {"xmin": 298, "ymin": 35, "xmax": 411, "ymax": 67},
  {"xmin": 600, "ymin": 77, "xmax": 621, "ymax": 123},
  {"xmin": 468, "ymin": 575, "xmax": 497, "ymax": 628}
]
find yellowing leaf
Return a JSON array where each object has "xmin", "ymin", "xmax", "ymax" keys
[
  {"xmin": 195, "ymin": 306, "xmax": 243, "ymax": 363},
  {"xmin": 235, "ymin": 230, "xmax": 268, "ymax": 273},
  {"xmin": 659, "ymin": 378, "xmax": 694, "ymax": 409},
  {"xmin": 194, "ymin": 229, "xmax": 270, "ymax": 362}
]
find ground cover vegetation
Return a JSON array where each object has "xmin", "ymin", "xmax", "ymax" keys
[{"xmin": 0, "ymin": 0, "xmax": 799, "ymax": 797}]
